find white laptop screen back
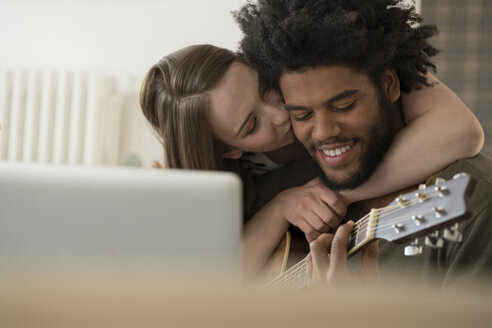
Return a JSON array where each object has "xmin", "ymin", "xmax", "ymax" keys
[{"xmin": 0, "ymin": 163, "xmax": 242, "ymax": 278}]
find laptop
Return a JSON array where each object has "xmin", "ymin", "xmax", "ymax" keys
[{"xmin": 0, "ymin": 162, "xmax": 243, "ymax": 282}]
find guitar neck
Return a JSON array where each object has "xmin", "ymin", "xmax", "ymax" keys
[{"xmin": 261, "ymin": 216, "xmax": 374, "ymax": 291}]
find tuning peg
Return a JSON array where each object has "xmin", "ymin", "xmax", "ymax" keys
[
  {"xmin": 392, "ymin": 223, "xmax": 405, "ymax": 234},
  {"xmin": 431, "ymin": 206, "xmax": 446, "ymax": 218},
  {"xmin": 414, "ymin": 191, "xmax": 429, "ymax": 203},
  {"xmin": 443, "ymin": 223, "xmax": 462, "ymax": 242},
  {"xmin": 453, "ymin": 172, "xmax": 469, "ymax": 180},
  {"xmin": 425, "ymin": 231, "xmax": 444, "ymax": 248},
  {"xmin": 433, "ymin": 177, "xmax": 449, "ymax": 197},
  {"xmin": 434, "ymin": 177, "xmax": 446, "ymax": 185},
  {"xmin": 395, "ymin": 195, "xmax": 410, "ymax": 208},
  {"xmin": 411, "ymin": 214, "xmax": 425, "ymax": 226},
  {"xmin": 404, "ymin": 238, "xmax": 422, "ymax": 256}
]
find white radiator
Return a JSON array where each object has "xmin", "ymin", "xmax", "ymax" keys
[{"xmin": 0, "ymin": 69, "xmax": 124, "ymax": 166}]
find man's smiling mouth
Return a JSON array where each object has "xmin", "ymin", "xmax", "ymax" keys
[{"xmin": 318, "ymin": 142, "xmax": 354, "ymax": 158}]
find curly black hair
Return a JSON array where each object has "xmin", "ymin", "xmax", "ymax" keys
[{"xmin": 234, "ymin": 0, "xmax": 439, "ymax": 93}]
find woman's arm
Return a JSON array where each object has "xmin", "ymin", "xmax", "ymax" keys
[
  {"xmin": 341, "ymin": 73, "xmax": 484, "ymax": 204},
  {"xmin": 242, "ymin": 195, "xmax": 290, "ymax": 281}
]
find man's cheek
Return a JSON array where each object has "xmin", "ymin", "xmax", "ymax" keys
[{"xmin": 291, "ymin": 124, "xmax": 306, "ymax": 142}]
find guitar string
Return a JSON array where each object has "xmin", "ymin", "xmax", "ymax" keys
[
  {"xmin": 261, "ymin": 257, "xmax": 304, "ymax": 289},
  {"xmin": 276, "ymin": 258, "xmax": 307, "ymax": 288},
  {"xmin": 271, "ymin": 206, "xmax": 441, "ymax": 289},
  {"xmin": 271, "ymin": 257, "xmax": 309, "ymax": 289},
  {"xmin": 362, "ymin": 208, "xmax": 442, "ymax": 235},
  {"xmin": 267, "ymin": 210, "xmax": 411, "ymax": 290},
  {"xmin": 351, "ymin": 202, "xmax": 415, "ymax": 236},
  {"xmin": 355, "ymin": 190, "xmax": 438, "ymax": 226},
  {"xmin": 261, "ymin": 257, "xmax": 308, "ymax": 290},
  {"xmin": 353, "ymin": 196, "xmax": 441, "ymax": 239},
  {"xmin": 267, "ymin": 258, "xmax": 308, "ymax": 289},
  {"xmin": 351, "ymin": 192, "xmax": 442, "ymax": 244},
  {"xmin": 270, "ymin": 210, "xmax": 443, "ymax": 290},
  {"xmin": 266, "ymin": 214, "xmax": 387, "ymax": 290},
  {"xmin": 352, "ymin": 195, "xmax": 420, "ymax": 226},
  {"xmin": 266, "ymin": 191, "xmax": 445, "ymax": 289},
  {"xmin": 352, "ymin": 192, "xmax": 435, "ymax": 231},
  {"xmin": 269, "ymin": 258, "xmax": 308, "ymax": 289},
  {"xmin": 352, "ymin": 192, "xmax": 437, "ymax": 234},
  {"xmin": 351, "ymin": 205, "xmax": 412, "ymax": 239},
  {"xmin": 269, "ymin": 188, "xmax": 452, "ymax": 289}
]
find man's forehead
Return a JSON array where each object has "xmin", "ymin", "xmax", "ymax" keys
[
  {"xmin": 279, "ymin": 66, "xmax": 368, "ymax": 103},
  {"xmin": 280, "ymin": 65, "xmax": 363, "ymax": 82}
]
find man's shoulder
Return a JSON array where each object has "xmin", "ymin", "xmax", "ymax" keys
[
  {"xmin": 438, "ymin": 153, "xmax": 492, "ymax": 237},
  {"xmin": 441, "ymin": 153, "xmax": 492, "ymax": 179},
  {"xmin": 439, "ymin": 153, "xmax": 492, "ymax": 206}
]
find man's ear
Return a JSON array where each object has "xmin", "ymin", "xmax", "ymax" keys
[
  {"xmin": 221, "ymin": 148, "xmax": 243, "ymax": 159},
  {"xmin": 382, "ymin": 68, "xmax": 401, "ymax": 102}
]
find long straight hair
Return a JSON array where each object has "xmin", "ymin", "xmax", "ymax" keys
[
  {"xmin": 139, "ymin": 45, "xmax": 255, "ymax": 211},
  {"xmin": 140, "ymin": 45, "xmax": 236, "ymax": 170}
]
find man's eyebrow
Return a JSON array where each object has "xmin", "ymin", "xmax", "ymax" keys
[
  {"xmin": 284, "ymin": 89, "xmax": 359, "ymax": 111},
  {"xmin": 235, "ymin": 112, "xmax": 252, "ymax": 137}
]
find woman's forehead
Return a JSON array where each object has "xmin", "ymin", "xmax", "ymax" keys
[{"xmin": 207, "ymin": 63, "xmax": 259, "ymax": 136}]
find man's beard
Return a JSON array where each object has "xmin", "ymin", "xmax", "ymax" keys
[{"xmin": 297, "ymin": 93, "xmax": 397, "ymax": 191}]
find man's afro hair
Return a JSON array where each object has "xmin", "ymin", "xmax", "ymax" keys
[{"xmin": 234, "ymin": 0, "xmax": 439, "ymax": 92}]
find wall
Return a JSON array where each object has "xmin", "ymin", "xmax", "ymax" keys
[
  {"xmin": 0, "ymin": 0, "xmax": 246, "ymax": 167},
  {"xmin": 421, "ymin": 0, "xmax": 491, "ymax": 157}
]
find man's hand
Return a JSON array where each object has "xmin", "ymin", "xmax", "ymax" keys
[
  {"xmin": 278, "ymin": 178, "xmax": 347, "ymax": 242},
  {"xmin": 306, "ymin": 221, "xmax": 380, "ymax": 287}
]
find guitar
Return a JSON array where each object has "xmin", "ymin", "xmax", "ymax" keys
[{"xmin": 260, "ymin": 172, "xmax": 476, "ymax": 291}]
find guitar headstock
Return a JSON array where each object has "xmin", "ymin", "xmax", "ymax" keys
[{"xmin": 374, "ymin": 173, "xmax": 475, "ymax": 251}]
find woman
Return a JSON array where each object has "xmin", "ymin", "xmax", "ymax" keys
[{"xmin": 139, "ymin": 44, "xmax": 484, "ymax": 279}]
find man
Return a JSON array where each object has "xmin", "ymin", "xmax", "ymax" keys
[{"xmin": 235, "ymin": 0, "xmax": 492, "ymax": 288}]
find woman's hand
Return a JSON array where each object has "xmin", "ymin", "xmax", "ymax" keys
[
  {"xmin": 306, "ymin": 221, "xmax": 380, "ymax": 287},
  {"xmin": 277, "ymin": 178, "xmax": 347, "ymax": 242}
]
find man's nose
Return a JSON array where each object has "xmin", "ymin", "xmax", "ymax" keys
[{"xmin": 312, "ymin": 112, "xmax": 342, "ymax": 142}]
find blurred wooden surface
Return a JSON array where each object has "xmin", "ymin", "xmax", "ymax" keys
[{"xmin": 1, "ymin": 269, "xmax": 491, "ymax": 328}]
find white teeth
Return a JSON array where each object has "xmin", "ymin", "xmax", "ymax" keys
[{"xmin": 322, "ymin": 144, "xmax": 352, "ymax": 157}]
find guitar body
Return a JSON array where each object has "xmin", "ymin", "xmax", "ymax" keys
[{"xmin": 257, "ymin": 230, "xmax": 310, "ymax": 284}]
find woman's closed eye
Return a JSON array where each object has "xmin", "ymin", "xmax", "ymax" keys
[{"xmin": 246, "ymin": 116, "xmax": 258, "ymax": 136}]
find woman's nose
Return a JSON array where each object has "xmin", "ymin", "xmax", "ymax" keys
[{"xmin": 263, "ymin": 104, "xmax": 290, "ymax": 126}]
